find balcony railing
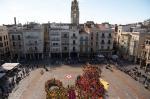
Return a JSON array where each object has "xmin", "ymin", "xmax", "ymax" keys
[
  {"xmin": 107, "ymin": 42, "xmax": 111, "ymax": 44},
  {"xmin": 71, "ymin": 43, "xmax": 77, "ymax": 45},
  {"xmin": 71, "ymin": 36, "xmax": 77, "ymax": 39},
  {"xmin": 62, "ymin": 43, "xmax": 69, "ymax": 45},
  {"xmin": 51, "ymin": 39, "xmax": 60, "ymax": 41},
  {"xmin": 62, "ymin": 36, "xmax": 69, "ymax": 38}
]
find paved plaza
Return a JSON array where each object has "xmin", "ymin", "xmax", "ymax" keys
[{"xmin": 8, "ymin": 64, "xmax": 150, "ymax": 99}]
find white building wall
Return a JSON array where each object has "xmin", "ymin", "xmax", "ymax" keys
[
  {"xmin": 69, "ymin": 29, "xmax": 80, "ymax": 52},
  {"xmin": 0, "ymin": 26, "xmax": 10, "ymax": 61},
  {"xmin": 23, "ymin": 30, "xmax": 44, "ymax": 54},
  {"xmin": 49, "ymin": 29, "xmax": 62, "ymax": 53}
]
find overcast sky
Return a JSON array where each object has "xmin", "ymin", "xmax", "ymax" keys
[{"xmin": 0, "ymin": 0, "xmax": 150, "ymax": 25}]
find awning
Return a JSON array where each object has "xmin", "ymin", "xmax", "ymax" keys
[
  {"xmin": 0, "ymin": 63, "xmax": 20, "ymax": 71},
  {"xmin": 100, "ymin": 78, "xmax": 109, "ymax": 91},
  {"xmin": 0, "ymin": 73, "xmax": 6, "ymax": 79},
  {"xmin": 112, "ymin": 55, "xmax": 118, "ymax": 59},
  {"xmin": 97, "ymin": 55, "xmax": 105, "ymax": 58}
]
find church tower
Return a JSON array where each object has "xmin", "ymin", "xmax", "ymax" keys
[{"xmin": 71, "ymin": 0, "xmax": 79, "ymax": 26}]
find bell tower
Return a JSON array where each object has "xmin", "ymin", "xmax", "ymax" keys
[{"xmin": 71, "ymin": 0, "xmax": 79, "ymax": 26}]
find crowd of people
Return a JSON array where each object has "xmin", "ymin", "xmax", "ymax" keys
[
  {"xmin": 115, "ymin": 59, "xmax": 150, "ymax": 90},
  {"xmin": 0, "ymin": 64, "xmax": 40, "ymax": 99},
  {"xmin": 0, "ymin": 56, "xmax": 150, "ymax": 99},
  {"xmin": 50, "ymin": 57, "xmax": 106, "ymax": 65}
]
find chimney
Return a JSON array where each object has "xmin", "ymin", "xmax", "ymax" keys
[{"xmin": 14, "ymin": 17, "xmax": 16, "ymax": 25}]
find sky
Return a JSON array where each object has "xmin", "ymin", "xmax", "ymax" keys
[{"xmin": 0, "ymin": 0, "xmax": 150, "ymax": 25}]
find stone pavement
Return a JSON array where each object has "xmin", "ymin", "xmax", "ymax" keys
[{"xmin": 8, "ymin": 64, "xmax": 150, "ymax": 99}]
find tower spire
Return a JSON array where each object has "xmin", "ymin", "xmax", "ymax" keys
[{"xmin": 71, "ymin": 0, "xmax": 79, "ymax": 26}]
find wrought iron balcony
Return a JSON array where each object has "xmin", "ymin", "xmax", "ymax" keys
[{"xmin": 71, "ymin": 36, "xmax": 77, "ymax": 39}]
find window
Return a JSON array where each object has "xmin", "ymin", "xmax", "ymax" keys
[
  {"xmin": 0, "ymin": 43, "xmax": 3, "ymax": 47},
  {"xmin": 73, "ymin": 40, "xmax": 76, "ymax": 45},
  {"xmin": 101, "ymin": 46, "xmax": 104, "ymax": 49},
  {"xmin": 4, "ymin": 42, "xmax": 7, "ymax": 46},
  {"xmin": 96, "ymin": 42, "xmax": 98, "ymax": 46},
  {"xmin": 91, "ymin": 37, "xmax": 93, "ymax": 40},
  {"xmin": 73, "ymin": 33, "xmax": 76, "ymax": 37},
  {"xmin": 146, "ymin": 40, "xmax": 149, "ymax": 44},
  {"xmin": 19, "ymin": 44, "xmax": 21, "ymax": 48},
  {"xmin": 102, "ymin": 33, "xmax": 105, "ymax": 38},
  {"xmin": 18, "ymin": 35, "xmax": 21, "ymax": 40},
  {"xmin": 91, "ymin": 42, "xmax": 93, "ymax": 46},
  {"xmin": 108, "ymin": 40, "xmax": 111, "ymax": 44},
  {"xmin": 35, "ymin": 47, "xmax": 37, "ymax": 51},
  {"xmin": 64, "ymin": 34, "xmax": 67, "ymax": 38},
  {"xmin": 108, "ymin": 33, "xmax": 111, "ymax": 38},
  {"xmin": 53, "ymin": 43, "xmax": 59, "ymax": 46},
  {"xmin": 13, "ymin": 42, "xmax": 15, "ymax": 46},
  {"xmin": 64, "ymin": 47, "xmax": 67, "ymax": 51},
  {"xmin": 35, "ymin": 41, "xmax": 37, "ymax": 44},
  {"xmin": 0, "ymin": 36, "xmax": 2, "ymax": 41},
  {"xmin": 80, "ymin": 42, "xmax": 83, "ymax": 45},
  {"xmin": 101, "ymin": 40, "xmax": 105, "ymax": 44},
  {"xmin": 107, "ymin": 46, "xmax": 110, "ymax": 50},
  {"xmin": 91, "ymin": 48, "xmax": 93, "ymax": 52},
  {"xmin": 73, "ymin": 47, "xmax": 76, "ymax": 51},
  {"xmin": 4, "ymin": 36, "xmax": 5, "ymax": 40},
  {"xmin": 80, "ymin": 37, "xmax": 83, "ymax": 40},
  {"xmin": 12, "ymin": 35, "xmax": 14, "ymax": 40}
]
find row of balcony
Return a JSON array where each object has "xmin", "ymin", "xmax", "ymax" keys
[
  {"xmin": 100, "ymin": 36, "xmax": 112, "ymax": 38},
  {"xmin": 71, "ymin": 36, "xmax": 78, "ymax": 39},
  {"xmin": 51, "ymin": 43, "xmax": 78, "ymax": 46}
]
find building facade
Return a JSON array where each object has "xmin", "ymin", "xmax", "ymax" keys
[
  {"xmin": 117, "ymin": 24, "xmax": 150, "ymax": 64},
  {"xmin": 83, "ymin": 22, "xmax": 114, "ymax": 57},
  {"xmin": 140, "ymin": 35, "xmax": 150, "ymax": 72},
  {"xmin": 49, "ymin": 23, "xmax": 80, "ymax": 58},
  {"xmin": 23, "ymin": 23, "xmax": 44, "ymax": 60},
  {"xmin": 8, "ymin": 26, "xmax": 24, "ymax": 61},
  {"xmin": 0, "ymin": 0, "xmax": 115, "ymax": 62},
  {"xmin": 79, "ymin": 31, "xmax": 89, "ymax": 57},
  {"xmin": 0, "ymin": 26, "xmax": 10, "ymax": 63}
]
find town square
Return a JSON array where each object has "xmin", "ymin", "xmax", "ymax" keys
[{"xmin": 0, "ymin": 0, "xmax": 150, "ymax": 99}]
